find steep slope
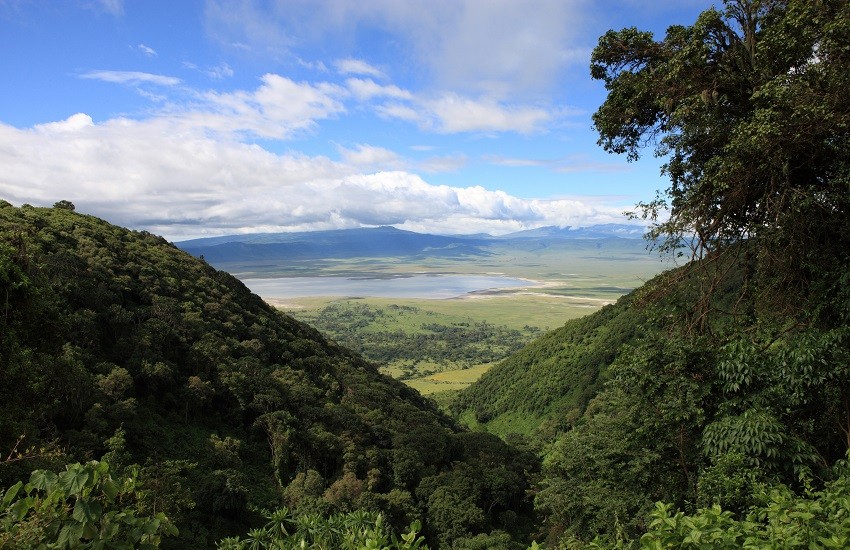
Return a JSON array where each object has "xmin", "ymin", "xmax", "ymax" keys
[
  {"xmin": 0, "ymin": 202, "xmax": 534, "ymax": 548},
  {"xmin": 451, "ymin": 288, "xmax": 646, "ymax": 437},
  {"xmin": 451, "ymin": 258, "xmax": 745, "ymax": 438}
]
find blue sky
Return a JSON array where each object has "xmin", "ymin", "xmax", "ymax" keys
[{"xmin": 0, "ymin": 0, "xmax": 714, "ymax": 240}]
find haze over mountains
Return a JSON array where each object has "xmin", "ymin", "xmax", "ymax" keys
[{"xmin": 177, "ymin": 224, "xmax": 647, "ymax": 264}]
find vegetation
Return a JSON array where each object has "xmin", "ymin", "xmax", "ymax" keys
[
  {"xmin": 288, "ymin": 300, "xmax": 540, "ymax": 385},
  {"xmin": 451, "ymin": 289, "xmax": 646, "ymax": 437},
  {"xmin": 218, "ymin": 508, "xmax": 429, "ymax": 550},
  {"xmin": 0, "ymin": 202, "xmax": 535, "ymax": 547},
  {"xmin": 457, "ymin": 0, "xmax": 850, "ymax": 547},
  {"xmin": 0, "ymin": 459, "xmax": 177, "ymax": 548},
  {"xmin": 2, "ymin": 1, "xmax": 849, "ymax": 548}
]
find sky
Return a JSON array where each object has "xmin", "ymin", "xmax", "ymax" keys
[{"xmin": 0, "ymin": 0, "xmax": 715, "ymax": 241}]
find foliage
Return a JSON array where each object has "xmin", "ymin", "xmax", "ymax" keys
[
  {"xmin": 470, "ymin": 1, "xmax": 850, "ymax": 545},
  {"xmin": 0, "ymin": 459, "xmax": 177, "ymax": 548},
  {"xmin": 217, "ymin": 508, "xmax": 429, "ymax": 550},
  {"xmin": 637, "ymin": 458, "xmax": 850, "ymax": 549},
  {"xmin": 0, "ymin": 202, "xmax": 534, "ymax": 547},
  {"xmin": 535, "ymin": 335, "xmax": 711, "ymax": 543},
  {"xmin": 591, "ymin": 0, "xmax": 850, "ymax": 322}
]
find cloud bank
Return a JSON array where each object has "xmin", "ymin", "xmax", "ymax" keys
[{"xmin": 0, "ymin": 111, "xmax": 629, "ymax": 240}]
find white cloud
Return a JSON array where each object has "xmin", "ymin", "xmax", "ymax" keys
[
  {"xmin": 204, "ymin": 0, "xmax": 590, "ymax": 97},
  {"xmin": 135, "ymin": 43, "xmax": 157, "ymax": 57},
  {"xmin": 81, "ymin": 70, "xmax": 181, "ymax": 87},
  {"xmin": 484, "ymin": 154, "xmax": 633, "ymax": 173},
  {"xmin": 34, "ymin": 113, "xmax": 95, "ymax": 133},
  {"xmin": 372, "ymin": 90, "xmax": 566, "ymax": 135},
  {"xmin": 376, "ymin": 103, "xmax": 421, "ymax": 123},
  {"xmin": 0, "ymin": 114, "xmax": 628, "ymax": 240},
  {"xmin": 336, "ymin": 143, "xmax": 405, "ymax": 169},
  {"xmin": 346, "ymin": 78, "xmax": 412, "ymax": 101},
  {"xmin": 192, "ymin": 74, "xmax": 346, "ymax": 139},
  {"xmin": 393, "ymin": 93, "xmax": 554, "ymax": 134},
  {"xmin": 334, "ymin": 58, "xmax": 385, "ymax": 79}
]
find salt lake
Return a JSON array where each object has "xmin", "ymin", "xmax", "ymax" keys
[{"xmin": 242, "ymin": 274, "xmax": 536, "ymax": 299}]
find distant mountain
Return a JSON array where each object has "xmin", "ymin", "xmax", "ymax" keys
[
  {"xmin": 500, "ymin": 223, "xmax": 646, "ymax": 240},
  {"xmin": 176, "ymin": 224, "xmax": 647, "ymax": 264},
  {"xmin": 178, "ymin": 226, "xmax": 494, "ymax": 263}
]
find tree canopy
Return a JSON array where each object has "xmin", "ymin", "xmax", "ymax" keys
[{"xmin": 592, "ymin": 0, "xmax": 850, "ymax": 324}]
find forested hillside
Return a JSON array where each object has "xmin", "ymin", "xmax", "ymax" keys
[
  {"xmin": 3, "ymin": 0, "xmax": 850, "ymax": 548},
  {"xmin": 453, "ymin": 0, "xmax": 850, "ymax": 547},
  {"xmin": 451, "ymin": 289, "xmax": 644, "ymax": 437},
  {"xmin": 0, "ymin": 202, "xmax": 536, "ymax": 548}
]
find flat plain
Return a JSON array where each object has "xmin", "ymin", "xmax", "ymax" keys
[{"xmin": 249, "ymin": 238, "xmax": 676, "ymax": 401}]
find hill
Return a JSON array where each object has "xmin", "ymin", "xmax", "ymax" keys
[
  {"xmin": 0, "ymin": 202, "xmax": 536, "ymax": 548},
  {"xmin": 453, "ymin": 244, "xmax": 850, "ymax": 544},
  {"xmin": 450, "ymin": 289, "xmax": 645, "ymax": 437}
]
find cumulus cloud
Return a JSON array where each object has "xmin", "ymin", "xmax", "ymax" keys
[
  {"xmin": 190, "ymin": 74, "xmax": 346, "ymax": 138},
  {"xmin": 34, "ymin": 113, "xmax": 95, "ymax": 133},
  {"xmin": 0, "ymin": 113, "xmax": 627, "ymax": 240}
]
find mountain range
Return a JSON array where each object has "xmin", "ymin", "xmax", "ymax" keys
[{"xmin": 176, "ymin": 224, "xmax": 646, "ymax": 263}]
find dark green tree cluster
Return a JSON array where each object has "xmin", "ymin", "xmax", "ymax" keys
[{"xmin": 0, "ymin": 202, "xmax": 533, "ymax": 548}]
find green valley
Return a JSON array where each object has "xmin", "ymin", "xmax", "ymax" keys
[
  {"xmin": 186, "ymin": 230, "xmax": 672, "ymax": 400},
  {"xmin": 3, "ymin": 1, "xmax": 850, "ymax": 549}
]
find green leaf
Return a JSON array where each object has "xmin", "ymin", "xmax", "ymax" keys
[
  {"xmin": 9, "ymin": 496, "xmax": 33, "ymax": 521},
  {"xmin": 1, "ymin": 481, "xmax": 23, "ymax": 507},
  {"xmin": 101, "ymin": 478, "xmax": 119, "ymax": 501},
  {"xmin": 58, "ymin": 467, "xmax": 91, "ymax": 495},
  {"xmin": 72, "ymin": 497, "xmax": 102, "ymax": 523},
  {"xmin": 29, "ymin": 470, "xmax": 58, "ymax": 492},
  {"xmin": 56, "ymin": 522, "xmax": 85, "ymax": 548}
]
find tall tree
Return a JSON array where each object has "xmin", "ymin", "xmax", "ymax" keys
[{"xmin": 591, "ymin": 0, "xmax": 850, "ymax": 325}]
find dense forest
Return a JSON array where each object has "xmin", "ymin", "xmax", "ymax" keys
[
  {"xmin": 0, "ymin": 203, "xmax": 537, "ymax": 548},
  {"xmin": 460, "ymin": 0, "xmax": 850, "ymax": 546},
  {"xmin": 3, "ymin": 0, "xmax": 850, "ymax": 548}
]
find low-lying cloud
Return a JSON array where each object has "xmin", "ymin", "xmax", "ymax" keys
[{"xmin": 0, "ymin": 112, "xmax": 630, "ymax": 240}]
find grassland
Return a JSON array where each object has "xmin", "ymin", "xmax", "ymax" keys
[{"xmin": 254, "ymin": 239, "xmax": 675, "ymax": 402}]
